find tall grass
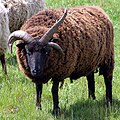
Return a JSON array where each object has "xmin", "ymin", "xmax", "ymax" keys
[{"xmin": 0, "ymin": 0, "xmax": 120, "ymax": 120}]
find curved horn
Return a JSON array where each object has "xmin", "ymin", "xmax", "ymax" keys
[
  {"xmin": 8, "ymin": 30, "xmax": 33, "ymax": 53},
  {"xmin": 40, "ymin": 8, "xmax": 68, "ymax": 43},
  {"xmin": 48, "ymin": 42, "xmax": 64, "ymax": 56}
]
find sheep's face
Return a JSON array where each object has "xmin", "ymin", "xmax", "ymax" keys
[{"xmin": 25, "ymin": 41, "xmax": 50, "ymax": 77}]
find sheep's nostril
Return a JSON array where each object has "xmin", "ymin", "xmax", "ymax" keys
[
  {"xmin": 31, "ymin": 69, "xmax": 41, "ymax": 77},
  {"xmin": 32, "ymin": 69, "xmax": 37, "ymax": 75}
]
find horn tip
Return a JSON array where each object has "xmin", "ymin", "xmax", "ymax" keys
[
  {"xmin": 64, "ymin": 8, "xmax": 68, "ymax": 15},
  {"xmin": 8, "ymin": 44, "xmax": 12, "ymax": 54}
]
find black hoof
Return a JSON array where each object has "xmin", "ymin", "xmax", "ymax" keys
[
  {"xmin": 92, "ymin": 95, "xmax": 96, "ymax": 100},
  {"xmin": 53, "ymin": 107, "xmax": 60, "ymax": 116},
  {"xmin": 89, "ymin": 95, "xmax": 96, "ymax": 100},
  {"xmin": 106, "ymin": 99, "xmax": 112, "ymax": 107},
  {"xmin": 36, "ymin": 103, "xmax": 42, "ymax": 110}
]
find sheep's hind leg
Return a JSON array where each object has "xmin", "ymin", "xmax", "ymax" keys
[
  {"xmin": 36, "ymin": 83, "xmax": 43, "ymax": 110},
  {"xmin": 52, "ymin": 80, "xmax": 60, "ymax": 116},
  {"xmin": 0, "ymin": 54, "xmax": 7, "ymax": 74},
  {"xmin": 86, "ymin": 71, "xmax": 96, "ymax": 100},
  {"xmin": 103, "ymin": 74, "xmax": 112, "ymax": 105},
  {"xmin": 100, "ymin": 64, "xmax": 113, "ymax": 105}
]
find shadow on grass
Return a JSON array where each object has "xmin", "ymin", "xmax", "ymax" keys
[{"xmin": 58, "ymin": 98, "xmax": 120, "ymax": 120}]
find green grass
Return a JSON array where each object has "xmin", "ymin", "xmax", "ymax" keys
[{"xmin": 0, "ymin": 0, "xmax": 120, "ymax": 120}]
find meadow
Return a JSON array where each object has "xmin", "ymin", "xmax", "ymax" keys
[{"xmin": 0, "ymin": 0, "xmax": 120, "ymax": 120}]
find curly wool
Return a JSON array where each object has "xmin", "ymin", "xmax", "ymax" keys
[
  {"xmin": 2, "ymin": 0, "xmax": 44, "ymax": 32},
  {"xmin": 16, "ymin": 6, "xmax": 114, "ymax": 84}
]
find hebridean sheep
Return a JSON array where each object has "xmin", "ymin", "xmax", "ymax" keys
[
  {"xmin": 8, "ymin": 6, "xmax": 114, "ymax": 115},
  {"xmin": 0, "ymin": 2, "xmax": 10, "ymax": 74},
  {"xmin": 2, "ymin": 0, "xmax": 44, "ymax": 32}
]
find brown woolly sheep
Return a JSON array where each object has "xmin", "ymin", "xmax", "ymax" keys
[{"xmin": 8, "ymin": 6, "xmax": 114, "ymax": 115}]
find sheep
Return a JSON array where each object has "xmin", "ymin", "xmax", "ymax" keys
[
  {"xmin": 2, "ymin": 0, "xmax": 45, "ymax": 32},
  {"xmin": 8, "ymin": 6, "xmax": 114, "ymax": 115},
  {"xmin": 0, "ymin": 0, "xmax": 44, "ymax": 74},
  {"xmin": 0, "ymin": 2, "xmax": 10, "ymax": 74}
]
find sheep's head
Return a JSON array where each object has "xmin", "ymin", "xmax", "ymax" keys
[{"xmin": 8, "ymin": 9, "xmax": 67, "ymax": 78}]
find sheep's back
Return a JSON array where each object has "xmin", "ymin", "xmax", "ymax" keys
[
  {"xmin": 4, "ymin": 0, "xmax": 44, "ymax": 32},
  {"xmin": 62, "ymin": 6, "xmax": 114, "ymax": 77}
]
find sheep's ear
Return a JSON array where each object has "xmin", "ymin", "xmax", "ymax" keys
[{"xmin": 16, "ymin": 43, "xmax": 26, "ymax": 49}]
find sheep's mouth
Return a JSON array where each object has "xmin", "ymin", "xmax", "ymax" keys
[
  {"xmin": 31, "ymin": 69, "xmax": 43, "ymax": 78},
  {"xmin": 31, "ymin": 73, "xmax": 40, "ymax": 78}
]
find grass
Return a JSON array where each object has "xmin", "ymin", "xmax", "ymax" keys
[{"xmin": 0, "ymin": 0, "xmax": 120, "ymax": 119}]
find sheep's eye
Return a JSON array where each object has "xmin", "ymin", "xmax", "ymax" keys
[
  {"xmin": 42, "ymin": 50, "xmax": 48, "ymax": 54},
  {"xmin": 45, "ymin": 52, "xmax": 48, "ymax": 55},
  {"xmin": 42, "ymin": 47, "xmax": 48, "ymax": 53}
]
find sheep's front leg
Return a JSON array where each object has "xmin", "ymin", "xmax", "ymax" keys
[
  {"xmin": 0, "ymin": 54, "xmax": 7, "ymax": 74},
  {"xmin": 52, "ymin": 80, "xmax": 60, "ymax": 115},
  {"xmin": 86, "ymin": 72, "xmax": 96, "ymax": 100},
  {"xmin": 36, "ymin": 83, "xmax": 43, "ymax": 110}
]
